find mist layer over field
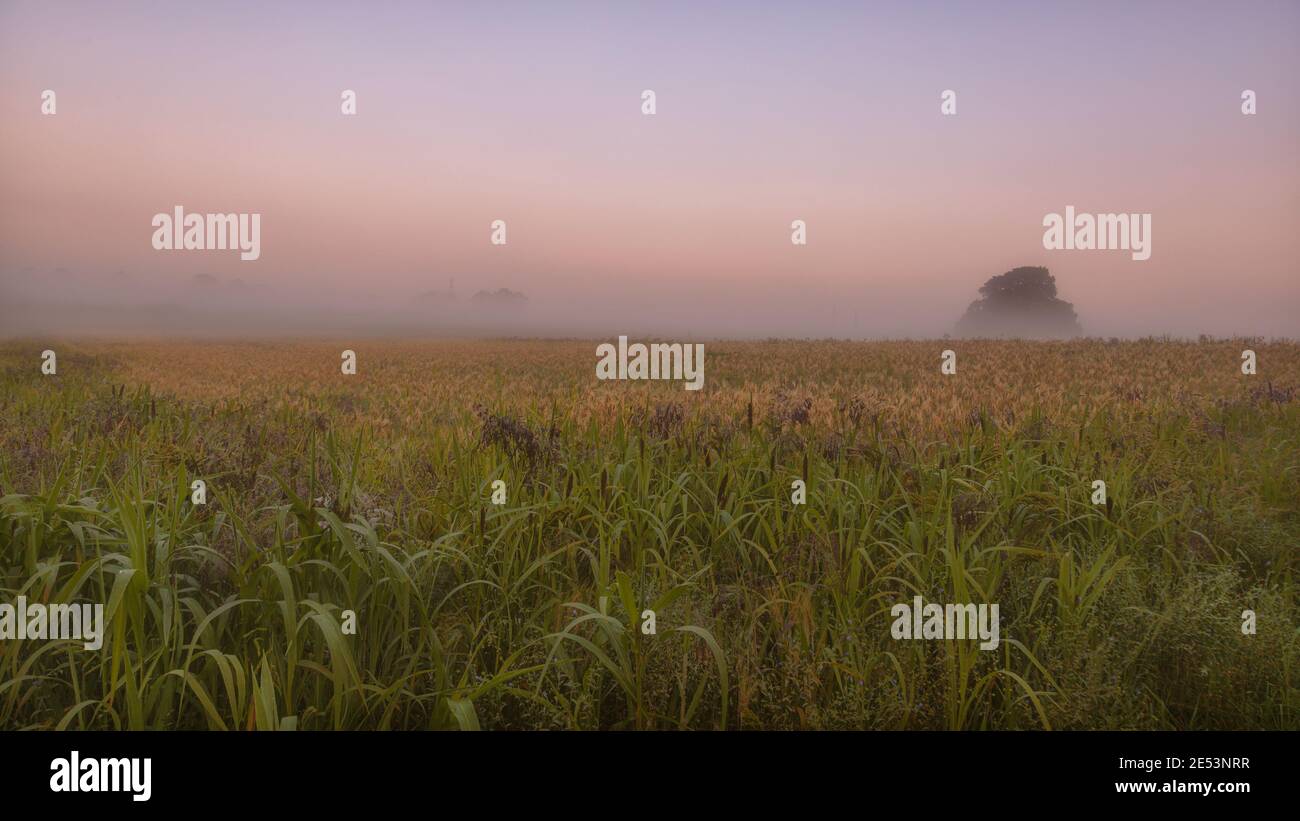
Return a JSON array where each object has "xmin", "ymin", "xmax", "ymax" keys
[{"xmin": 2, "ymin": 268, "xmax": 1297, "ymax": 341}]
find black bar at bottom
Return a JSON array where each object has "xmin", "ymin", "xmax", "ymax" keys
[{"xmin": 1, "ymin": 730, "xmax": 1285, "ymax": 809}]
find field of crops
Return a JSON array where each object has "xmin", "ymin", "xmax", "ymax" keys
[{"xmin": 1, "ymin": 338, "xmax": 1297, "ymax": 730}]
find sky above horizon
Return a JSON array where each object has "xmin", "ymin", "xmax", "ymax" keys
[{"xmin": 1, "ymin": 0, "xmax": 1297, "ymax": 338}]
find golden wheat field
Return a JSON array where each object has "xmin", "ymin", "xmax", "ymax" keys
[{"xmin": 1, "ymin": 337, "xmax": 1297, "ymax": 729}]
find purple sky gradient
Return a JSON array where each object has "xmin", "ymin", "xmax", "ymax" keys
[{"xmin": 1, "ymin": 0, "xmax": 1297, "ymax": 337}]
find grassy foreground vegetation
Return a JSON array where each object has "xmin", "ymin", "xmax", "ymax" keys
[{"xmin": 1, "ymin": 338, "xmax": 1297, "ymax": 730}]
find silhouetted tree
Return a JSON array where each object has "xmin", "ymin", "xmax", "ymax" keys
[
  {"xmin": 954, "ymin": 266, "xmax": 1082, "ymax": 338},
  {"xmin": 470, "ymin": 288, "xmax": 528, "ymax": 307}
]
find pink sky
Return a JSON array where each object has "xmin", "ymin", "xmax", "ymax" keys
[{"xmin": 1, "ymin": 0, "xmax": 1297, "ymax": 337}]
